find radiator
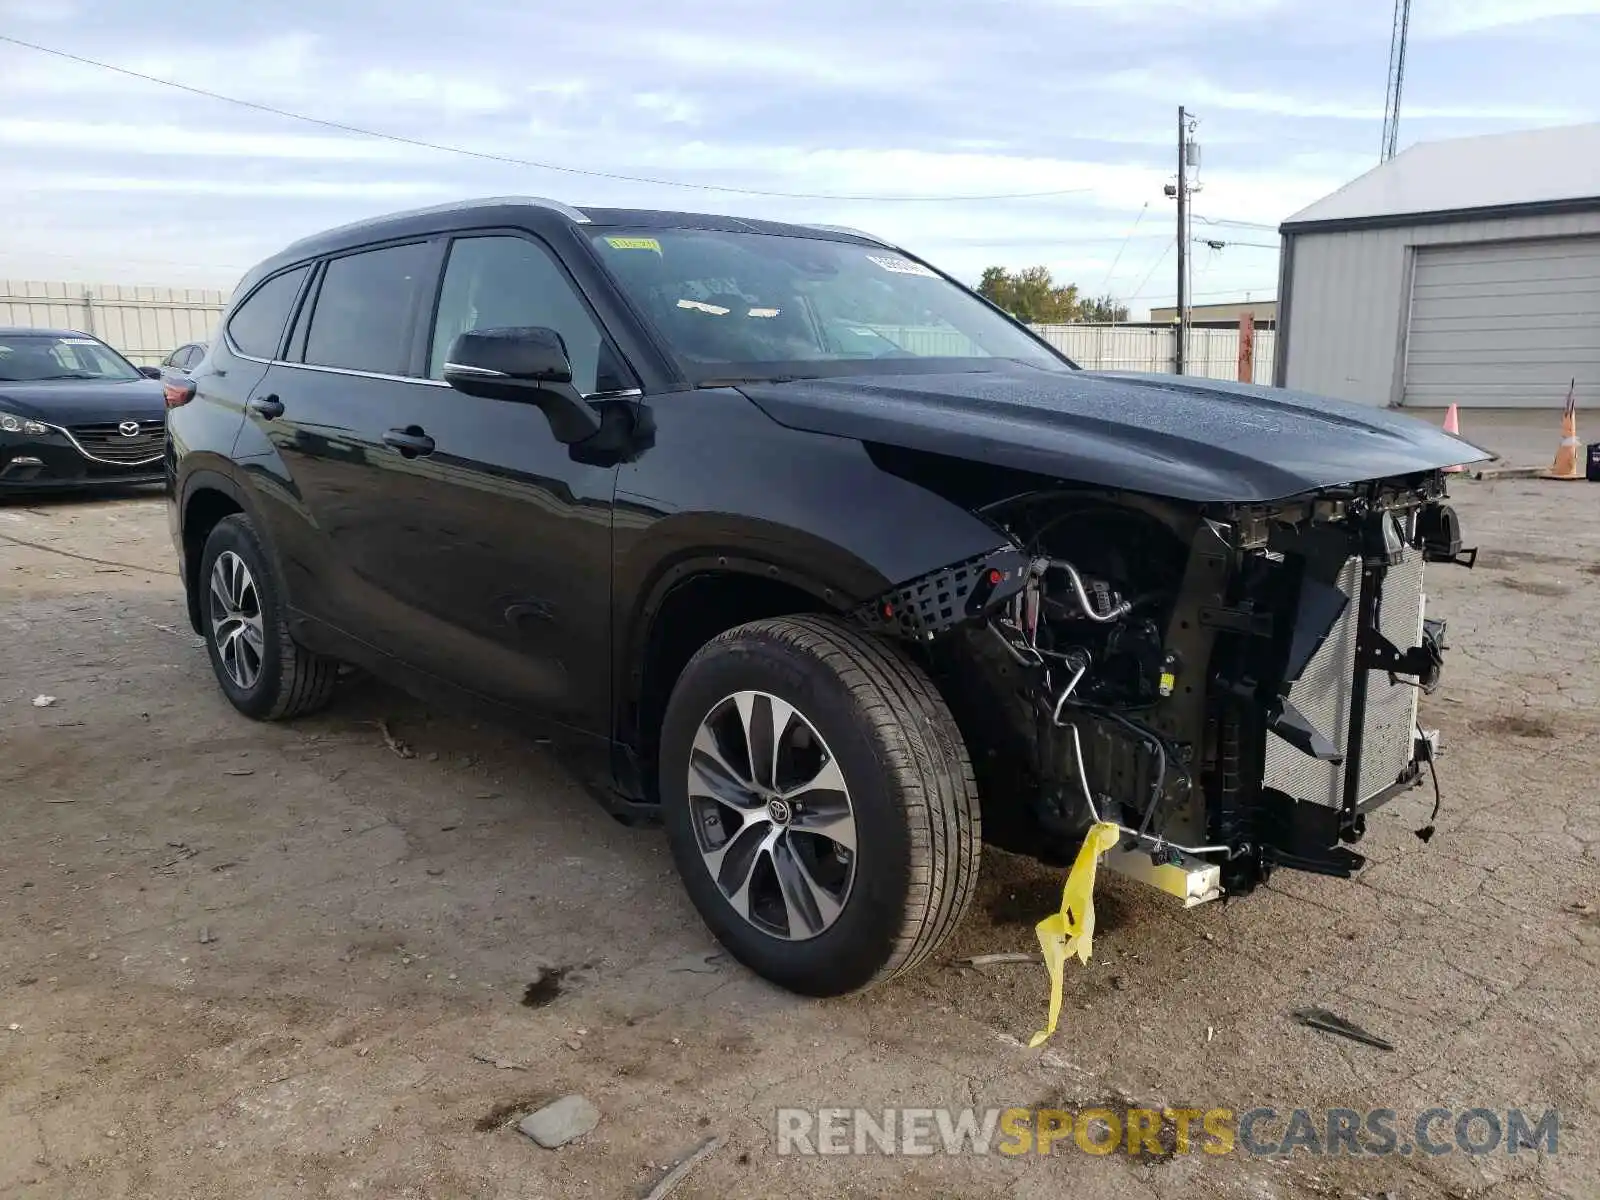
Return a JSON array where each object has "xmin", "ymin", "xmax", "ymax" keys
[{"xmin": 1261, "ymin": 554, "xmax": 1425, "ymax": 809}]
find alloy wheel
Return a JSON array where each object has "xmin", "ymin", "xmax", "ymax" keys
[
  {"xmin": 687, "ymin": 690, "xmax": 858, "ymax": 940},
  {"xmin": 208, "ymin": 550, "xmax": 266, "ymax": 691}
]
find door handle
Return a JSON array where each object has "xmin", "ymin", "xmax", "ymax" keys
[
  {"xmin": 383, "ymin": 426, "xmax": 435, "ymax": 457},
  {"xmin": 248, "ymin": 395, "xmax": 284, "ymax": 420}
]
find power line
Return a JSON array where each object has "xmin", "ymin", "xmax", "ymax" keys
[
  {"xmin": 1095, "ymin": 201, "xmax": 1149, "ymax": 295},
  {"xmin": 1130, "ymin": 283, "xmax": 1280, "ymax": 302},
  {"xmin": 0, "ymin": 33, "xmax": 1093, "ymax": 204},
  {"xmin": 1192, "ymin": 215, "xmax": 1278, "ymax": 231},
  {"xmin": 1126, "ymin": 239, "xmax": 1175, "ymax": 303}
]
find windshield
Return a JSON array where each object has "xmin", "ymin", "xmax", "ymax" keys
[
  {"xmin": 0, "ymin": 333, "xmax": 142, "ymax": 383},
  {"xmin": 589, "ymin": 229, "xmax": 1070, "ymax": 382}
]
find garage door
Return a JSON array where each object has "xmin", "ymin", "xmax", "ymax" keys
[{"xmin": 1402, "ymin": 236, "xmax": 1600, "ymax": 407}]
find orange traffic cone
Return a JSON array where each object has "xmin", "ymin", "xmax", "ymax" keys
[
  {"xmin": 1441, "ymin": 403, "xmax": 1465, "ymax": 472},
  {"xmin": 1544, "ymin": 378, "xmax": 1584, "ymax": 481}
]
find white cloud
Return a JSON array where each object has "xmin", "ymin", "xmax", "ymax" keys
[
  {"xmin": 633, "ymin": 91, "xmax": 700, "ymax": 125},
  {"xmin": 1031, "ymin": 0, "xmax": 1286, "ymax": 18},
  {"xmin": 1105, "ymin": 69, "xmax": 1582, "ymax": 123},
  {"xmin": 1416, "ymin": 0, "xmax": 1600, "ymax": 36},
  {"xmin": 125, "ymin": 32, "xmax": 321, "ymax": 98},
  {"xmin": 0, "ymin": 0, "xmax": 78, "ymax": 20},
  {"xmin": 9, "ymin": 174, "xmax": 453, "ymax": 199},
  {"xmin": 0, "ymin": 118, "xmax": 420, "ymax": 162},
  {"xmin": 641, "ymin": 29, "xmax": 933, "ymax": 90},
  {"xmin": 352, "ymin": 68, "xmax": 514, "ymax": 117}
]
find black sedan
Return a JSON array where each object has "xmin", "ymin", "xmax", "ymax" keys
[{"xmin": 0, "ymin": 327, "xmax": 167, "ymax": 491}]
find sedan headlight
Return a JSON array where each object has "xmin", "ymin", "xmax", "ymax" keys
[{"xmin": 0, "ymin": 412, "xmax": 52, "ymax": 436}]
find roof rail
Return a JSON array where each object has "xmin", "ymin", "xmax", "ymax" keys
[
  {"xmin": 281, "ymin": 196, "xmax": 589, "ymax": 255},
  {"xmin": 804, "ymin": 223, "xmax": 892, "ymax": 247}
]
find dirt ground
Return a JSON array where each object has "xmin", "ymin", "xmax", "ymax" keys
[{"xmin": 2, "ymin": 473, "xmax": 1597, "ymax": 1200}]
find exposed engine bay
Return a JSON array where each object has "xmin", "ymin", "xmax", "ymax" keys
[{"xmin": 856, "ymin": 474, "xmax": 1476, "ymax": 901}]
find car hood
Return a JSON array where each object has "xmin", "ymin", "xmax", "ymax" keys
[
  {"xmin": 0, "ymin": 378, "xmax": 167, "ymax": 426},
  {"xmin": 737, "ymin": 367, "xmax": 1492, "ymax": 503}
]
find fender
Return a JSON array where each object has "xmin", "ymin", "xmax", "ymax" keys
[
  {"xmin": 610, "ymin": 387, "xmax": 1016, "ymax": 750},
  {"xmin": 175, "ymin": 459, "xmax": 285, "ymax": 634},
  {"xmin": 616, "ymin": 526, "xmax": 878, "ymax": 697}
]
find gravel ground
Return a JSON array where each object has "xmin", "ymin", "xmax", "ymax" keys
[{"xmin": 1, "ymin": 476, "xmax": 1597, "ymax": 1200}]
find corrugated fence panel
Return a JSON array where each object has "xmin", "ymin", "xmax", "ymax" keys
[
  {"xmin": 1034, "ymin": 324, "xmax": 1275, "ymax": 384},
  {"xmin": 1034, "ymin": 324, "xmax": 1177, "ymax": 373},
  {"xmin": 0, "ymin": 280, "xmax": 227, "ymax": 364}
]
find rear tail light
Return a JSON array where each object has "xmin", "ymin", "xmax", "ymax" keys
[{"xmin": 164, "ymin": 379, "xmax": 196, "ymax": 408}]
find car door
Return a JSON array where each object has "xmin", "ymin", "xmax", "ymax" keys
[
  {"xmin": 379, "ymin": 230, "xmax": 636, "ymax": 734},
  {"xmin": 255, "ymin": 231, "xmax": 630, "ymax": 736},
  {"xmin": 240, "ymin": 239, "xmax": 440, "ymax": 642}
]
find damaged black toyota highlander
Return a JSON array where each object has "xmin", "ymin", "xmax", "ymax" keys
[{"xmin": 167, "ymin": 199, "xmax": 1488, "ymax": 997}]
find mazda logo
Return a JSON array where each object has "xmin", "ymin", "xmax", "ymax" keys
[{"xmin": 118, "ymin": 421, "xmax": 141, "ymax": 438}]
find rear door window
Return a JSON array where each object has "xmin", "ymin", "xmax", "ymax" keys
[
  {"xmin": 303, "ymin": 242, "xmax": 431, "ymax": 376},
  {"xmin": 226, "ymin": 267, "xmax": 309, "ymax": 360}
]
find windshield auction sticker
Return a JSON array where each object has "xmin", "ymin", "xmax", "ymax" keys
[
  {"xmin": 604, "ymin": 236, "xmax": 662, "ymax": 253},
  {"xmin": 866, "ymin": 254, "xmax": 938, "ymax": 278}
]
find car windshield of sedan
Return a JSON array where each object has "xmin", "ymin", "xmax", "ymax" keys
[
  {"xmin": 589, "ymin": 229, "xmax": 1070, "ymax": 382},
  {"xmin": 0, "ymin": 334, "xmax": 142, "ymax": 383}
]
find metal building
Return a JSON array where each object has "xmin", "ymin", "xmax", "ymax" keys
[{"xmin": 1274, "ymin": 123, "xmax": 1600, "ymax": 408}]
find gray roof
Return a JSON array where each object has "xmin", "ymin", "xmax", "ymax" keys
[{"xmin": 1284, "ymin": 122, "xmax": 1600, "ymax": 230}]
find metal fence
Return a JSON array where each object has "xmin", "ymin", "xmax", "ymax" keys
[
  {"xmin": 1032, "ymin": 323, "xmax": 1277, "ymax": 385},
  {"xmin": 780, "ymin": 322, "xmax": 1275, "ymax": 384},
  {"xmin": 1, "ymin": 280, "xmax": 227, "ymax": 366},
  {"xmin": 0, "ymin": 280, "xmax": 1275, "ymax": 383}
]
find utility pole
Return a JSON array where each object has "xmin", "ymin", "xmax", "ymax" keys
[
  {"xmin": 1176, "ymin": 106, "xmax": 1188, "ymax": 374},
  {"xmin": 1165, "ymin": 108, "xmax": 1200, "ymax": 373}
]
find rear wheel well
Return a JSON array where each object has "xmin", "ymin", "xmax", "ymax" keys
[
  {"xmin": 182, "ymin": 488, "xmax": 243, "ymax": 632},
  {"xmin": 633, "ymin": 571, "xmax": 831, "ymax": 801}
]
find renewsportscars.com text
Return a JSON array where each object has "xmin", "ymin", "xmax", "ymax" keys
[{"xmin": 774, "ymin": 1106, "xmax": 1560, "ymax": 1158}]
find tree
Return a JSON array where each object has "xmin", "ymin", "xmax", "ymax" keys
[
  {"xmin": 976, "ymin": 266, "xmax": 1088, "ymax": 324},
  {"xmin": 1078, "ymin": 294, "xmax": 1130, "ymax": 323}
]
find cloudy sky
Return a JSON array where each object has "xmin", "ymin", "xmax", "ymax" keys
[{"xmin": 1, "ymin": 0, "xmax": 1596, "ymax": 314}]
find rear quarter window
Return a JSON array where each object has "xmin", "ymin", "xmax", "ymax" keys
[{"xmin": 227, "ymin": 267, "xmax": 309, "ymax": 360}]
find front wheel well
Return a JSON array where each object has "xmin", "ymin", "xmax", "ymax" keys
[
  {"xmin": 631, "ymin": 571, "xmax": 832, "ymax": 802},
  {"xmin": 182, "ymin": 487, "xmax": 243, "ymax": 632}
]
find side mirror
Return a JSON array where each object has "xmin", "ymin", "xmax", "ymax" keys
[
  {"xmin": 442, "ymin": 327, "xmax": 602, "ymax": 444},
  {"xmin": 138, "ymin": 365, "xmax": 163, "ymax": 379}
]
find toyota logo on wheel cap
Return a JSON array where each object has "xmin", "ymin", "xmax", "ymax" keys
[{"xmin": 118, "ymin": 421, "xmax": 141, "ymax": 437}]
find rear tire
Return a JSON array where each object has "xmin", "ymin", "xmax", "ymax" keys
[
  {"xmin": 199, "ymin": 513, "xmax": 338, "ymax": 720},
  {"xmin": 660, "ymin": 614, "xmax": 981, "ymax": 996}
]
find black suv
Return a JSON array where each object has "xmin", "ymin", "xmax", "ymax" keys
[{"xmin": 168, "ymin": 197, "xmax": 1482, "ymax": 996}]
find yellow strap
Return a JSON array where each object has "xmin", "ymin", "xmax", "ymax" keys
[{"xmin": 1029, "ymin": 821, "xmax": 1122, "ymax": 1048}]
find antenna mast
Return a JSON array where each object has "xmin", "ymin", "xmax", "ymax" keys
[{"xmin": 1381, "ymin": 0, "xmax": 1412, "ymax": 161}]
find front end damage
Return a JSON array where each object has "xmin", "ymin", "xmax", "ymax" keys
[{"xmin": 855, "ymin": 474, "xmax": 1476, "ymax": 904}]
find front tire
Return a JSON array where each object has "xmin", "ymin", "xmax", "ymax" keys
[
  {"xmin": 199, "ymin": 513, "xmax": 338, "ymax": 720},
  {"xmin": 660, "ymin": 615, "xmax": 981, "ymax": 996}
]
